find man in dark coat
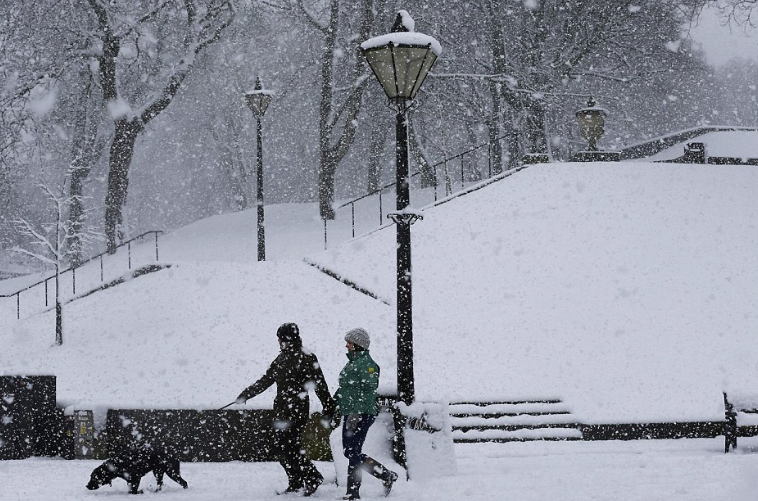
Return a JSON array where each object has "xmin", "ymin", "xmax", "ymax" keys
[{"xmin": 236, "ymin": 322, "xmax": 337, "ymax": 496}]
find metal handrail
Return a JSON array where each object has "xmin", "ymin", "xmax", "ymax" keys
[
  {"xmin": 1, "ymin": 230, "xmax": 163, "ymax": 319},
  {"xmin": 337, "ymin": 133, "xmax": 510, "ymax": 211},
  {"xmin": 328, "ymin": 134, "xmax": 512, "ymax": 246}
]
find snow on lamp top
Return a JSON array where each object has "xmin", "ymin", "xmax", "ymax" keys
[
  {"xmin": 360, "ymin": 10, "xmax": 442, "ymax": 56},
  {"xmin": 575, "ymin": 97, "xmax": 608, "ymax": 116},
  {"xmin": 360, "ymin": 11, "xmax": 442, "ymax": 104},
  {"xmin": 244, "ymin": 77, "xmax": 274, "ymax": 117}
]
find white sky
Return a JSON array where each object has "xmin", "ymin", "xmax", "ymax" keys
[{"xmin": 690, "ymin": 5, "xmax": 758, "ymax": 66}]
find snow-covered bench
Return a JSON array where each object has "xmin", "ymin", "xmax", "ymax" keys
[
  {"xmin": 723, "ymin": 392, "xmax": 758, "ymax": 453},
  {"xmin": 449, "ymin": 399, "xmax": 582, "ymax": 443}
]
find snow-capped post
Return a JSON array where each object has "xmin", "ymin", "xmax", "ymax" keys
[
  {"xmin": 360, "ymin": 10, "xmax": 441, "ymax": 407},
  {"xmin": 244, "ymin": 77, "xmax": 274, "ymax": 262}
]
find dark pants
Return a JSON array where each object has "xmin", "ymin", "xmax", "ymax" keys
[
  {"xmin": 342, "ymin": 414, "xmax": 375, "ymax": 468},
  {"xmin": 273, "ymin": 418, "xmax": 323, "ymax": 491},
  {"xmin": 342, "ymin": 414, "xmax": 391, "ymax": 498}
]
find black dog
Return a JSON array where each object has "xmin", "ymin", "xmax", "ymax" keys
[{"xmin": 86, "ymin": 446, "xmax": 189, "ymax": 494}]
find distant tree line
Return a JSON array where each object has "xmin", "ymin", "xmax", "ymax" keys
[{"xmin": 0, "ymin": 0, "xmax": 754, "ymax": 268}]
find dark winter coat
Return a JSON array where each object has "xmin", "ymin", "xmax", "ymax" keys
[
  {"xmin": 335, "ymin": 350, "xmax": 379, "ymax": 416},
  {"xmin": 238, "ymin": 340, "xmax": 335, "ymax": 423}
]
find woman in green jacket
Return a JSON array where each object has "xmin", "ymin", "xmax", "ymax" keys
[{"xmin": 334, "ymin": 328, "xmax": 398, "ymax": 500}]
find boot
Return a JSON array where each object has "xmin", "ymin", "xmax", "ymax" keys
[
  {"xmin": 362, "ymin": 457, "xmax": 398, "ymax": 497},
  {"xmin": 382, "ymin": 470, "xmax": 398, "ymax": 496},
  {"xmin": 343, "ymin": 464, "xmax": 361, "ymax": 500},
  {"xmin": 277, "ymin": 485, "xmax": 300, "ymax": 495},
  {"xmin": 302, "ymin": 473, "xmax": 323, "ymax": 497}
]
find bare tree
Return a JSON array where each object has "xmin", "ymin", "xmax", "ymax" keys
[
  {"xmin": 13, "ymin": 182, "xmax": 101, "ymax": 345},
  {"xmin": 681, "ymin": 0, "xmax": 758, "ymax": 25},
  {"xmin": 429, "ymin": 0, "xmax": 701, "ymax": 161},
  {"xmin": 84, "ymin": 0, "xmax": 236, "ymax": 252},
  {"xmin": 295, "ymin": 0, "xmax": 377, "ymax": 219},
  {"xmin": 0, "ymin": 1, "xmax": 75, "ymax": 247}
]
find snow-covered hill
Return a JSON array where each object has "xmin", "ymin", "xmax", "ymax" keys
[
  {"xmin": 310, "ymin": 161, "xmax": 758, "ymax": 423},
  {"xmin": 2, "ymin": 161, "xmax": 757, "ymax": 427}
]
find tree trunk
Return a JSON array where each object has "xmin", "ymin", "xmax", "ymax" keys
[
  {"xmin": 523, "ymin": 1, "xmax": 549, "ymax": 156},
  {"xmin": 464, "ymin": 119, "xmax": 482, "ymax": 182},
  {"xmin": 230, "ymin": 161, "xmax": 249, "ymax": 211},
  {"xmin": 68, "ymin": 173, "xmax": 84, "ymax": 267},
  {"xmin": 316, "ymin": 0, "xmax": 339, "ymax": 220},
  {"xmin": 319, "ymin": 151, "xmax": 338, "ymax": 219},
  {"xmin": 486, "ymin": 0, "xmax": 506, "ymax": 175},
  {"xmin": 367, "ymin": 121, "xmax": 387, "ymax": 193},
  {"xmin": 316, "ymin": 0, "xmax": 374, "ymax": 220},
  {"xmin": 524, "ymin": 98, "xmax": 548, "ymax": 154},
  {"xmin": 408, "ymin": 121, "xmax": 437, "ymax": 188},
  {"xmin": 505, "ymin": 113, "xmax": 521, "ymax": 170},
  {"xmin": 105, "ymin": 118, "xmax": 142, "ymax": 253},
  {"xmin": 88, "ymin": 0, "xmax": 235, "ymax": 251},
  {"xmin": 211, "ymin": 123, "xmax": 248, "ymax": 211},
  {"xmin": 487, "ymin": 111, "xmax": 504, "ymax": 176},
  {"xmin": 67, "ymin": 70, "xmax": 103, "ymax": 266}
]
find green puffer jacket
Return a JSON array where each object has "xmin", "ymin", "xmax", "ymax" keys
[{"xmin": 335, "ymin": 350, "xmax": 379, "ymax": 416}]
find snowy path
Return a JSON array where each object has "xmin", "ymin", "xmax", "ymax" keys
[{"xmin": 0, "ymin": 440, "xmax": 755, "ymax": 501}]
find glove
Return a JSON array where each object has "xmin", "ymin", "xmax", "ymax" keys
[
  {"xmin": 345, "ymin": 414, "xmax": 361, "ymax": 433},
  {"xmin": 324, "ymin": 413, "xmax": 341, "ymax": 429}
]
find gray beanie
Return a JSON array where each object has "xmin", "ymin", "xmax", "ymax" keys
[{"xmin": 345, "ymin": 328, "xmax": 370, "ymax": 349}]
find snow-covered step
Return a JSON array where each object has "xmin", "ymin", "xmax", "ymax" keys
[
  {"xmin": 451, "ymin": 413, "xmax": 579, "ymax": 428},
  {"xmin": 453, "ymin": 427, "xmax": 583, "ymax": 443},
  {"xmin": 449, "ymin": 399, "xmax": 582, "ymax": 443},
  {"xmin": 450, "ymin": 402, "xmax": 572, "ymax": 417},
  {"xmin": 736, "ymin": 411, "xmax": 758, "ymax": 427}
]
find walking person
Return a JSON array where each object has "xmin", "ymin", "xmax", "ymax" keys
[
  {"xmin": 335, "ymin": 328, "xmax": 398, "ymax": 500},
  {"xmin": 235, "ymin": 322, "xmax": 337, "ymax": 496}
]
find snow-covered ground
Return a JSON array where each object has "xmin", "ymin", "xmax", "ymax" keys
[
  {"xmin": 3, "ymin": 155, "xmax": 758, "ymax": 499},
  {"xmin": 1, "ymin": 439, "xmax": 756, "ymax": 501},
  {"xmin": 2, "ymin": 160, "xmax": 758, "ymax": 422}
]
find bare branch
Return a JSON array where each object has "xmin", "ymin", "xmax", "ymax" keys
[{"xmin": 296, "ymin": 0, "xmax": 328, "ymax": 33}]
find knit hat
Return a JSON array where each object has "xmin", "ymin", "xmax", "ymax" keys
[
  {"xmin": 345, "ymin": 327, "xmax": 370, "ymax": 350},
  {"xmin": 277, "ymin": 322, "xmax": 300, "ymax": 341}
]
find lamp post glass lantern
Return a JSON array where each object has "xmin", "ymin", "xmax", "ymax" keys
[
  {"xmin": 361, "ymin": 10, "xmax": 441, "ymax": 405},
  {"xmin": 244, "ymin": 77, "xmax": 274, "ymax": 261},
  {"xmin": 575, "ymin": 97, "xmax": 607, "ymax": 152}
]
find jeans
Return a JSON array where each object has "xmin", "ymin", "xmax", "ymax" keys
[{"xmin": 341, "ymin": 414, "xmax": 376, "ymax": 468}]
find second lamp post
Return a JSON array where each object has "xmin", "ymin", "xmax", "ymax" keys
[
  {"xmin": 244, "ymin": 77, "xmax": 273, "ymax": 261},
  {"xmin": 361, "ymin": 10, "xmax": 441, "ymax": 405}
]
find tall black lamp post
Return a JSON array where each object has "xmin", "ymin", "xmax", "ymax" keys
[
  {"xmin": 244, "ymin": 77, "xmax": 273, "ymax": 261},
  {"xmin": 361, "ymin": 10, "xmax": 441, "ymax": 405}
]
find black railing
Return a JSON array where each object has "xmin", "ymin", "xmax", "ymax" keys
[
  {"xmin": 325, "ymin": 134, "xmax": 512, "ymax": 248},
  {"xmin": 1, "ymin": 231, "xmax": 163, "ymax": 319}
]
